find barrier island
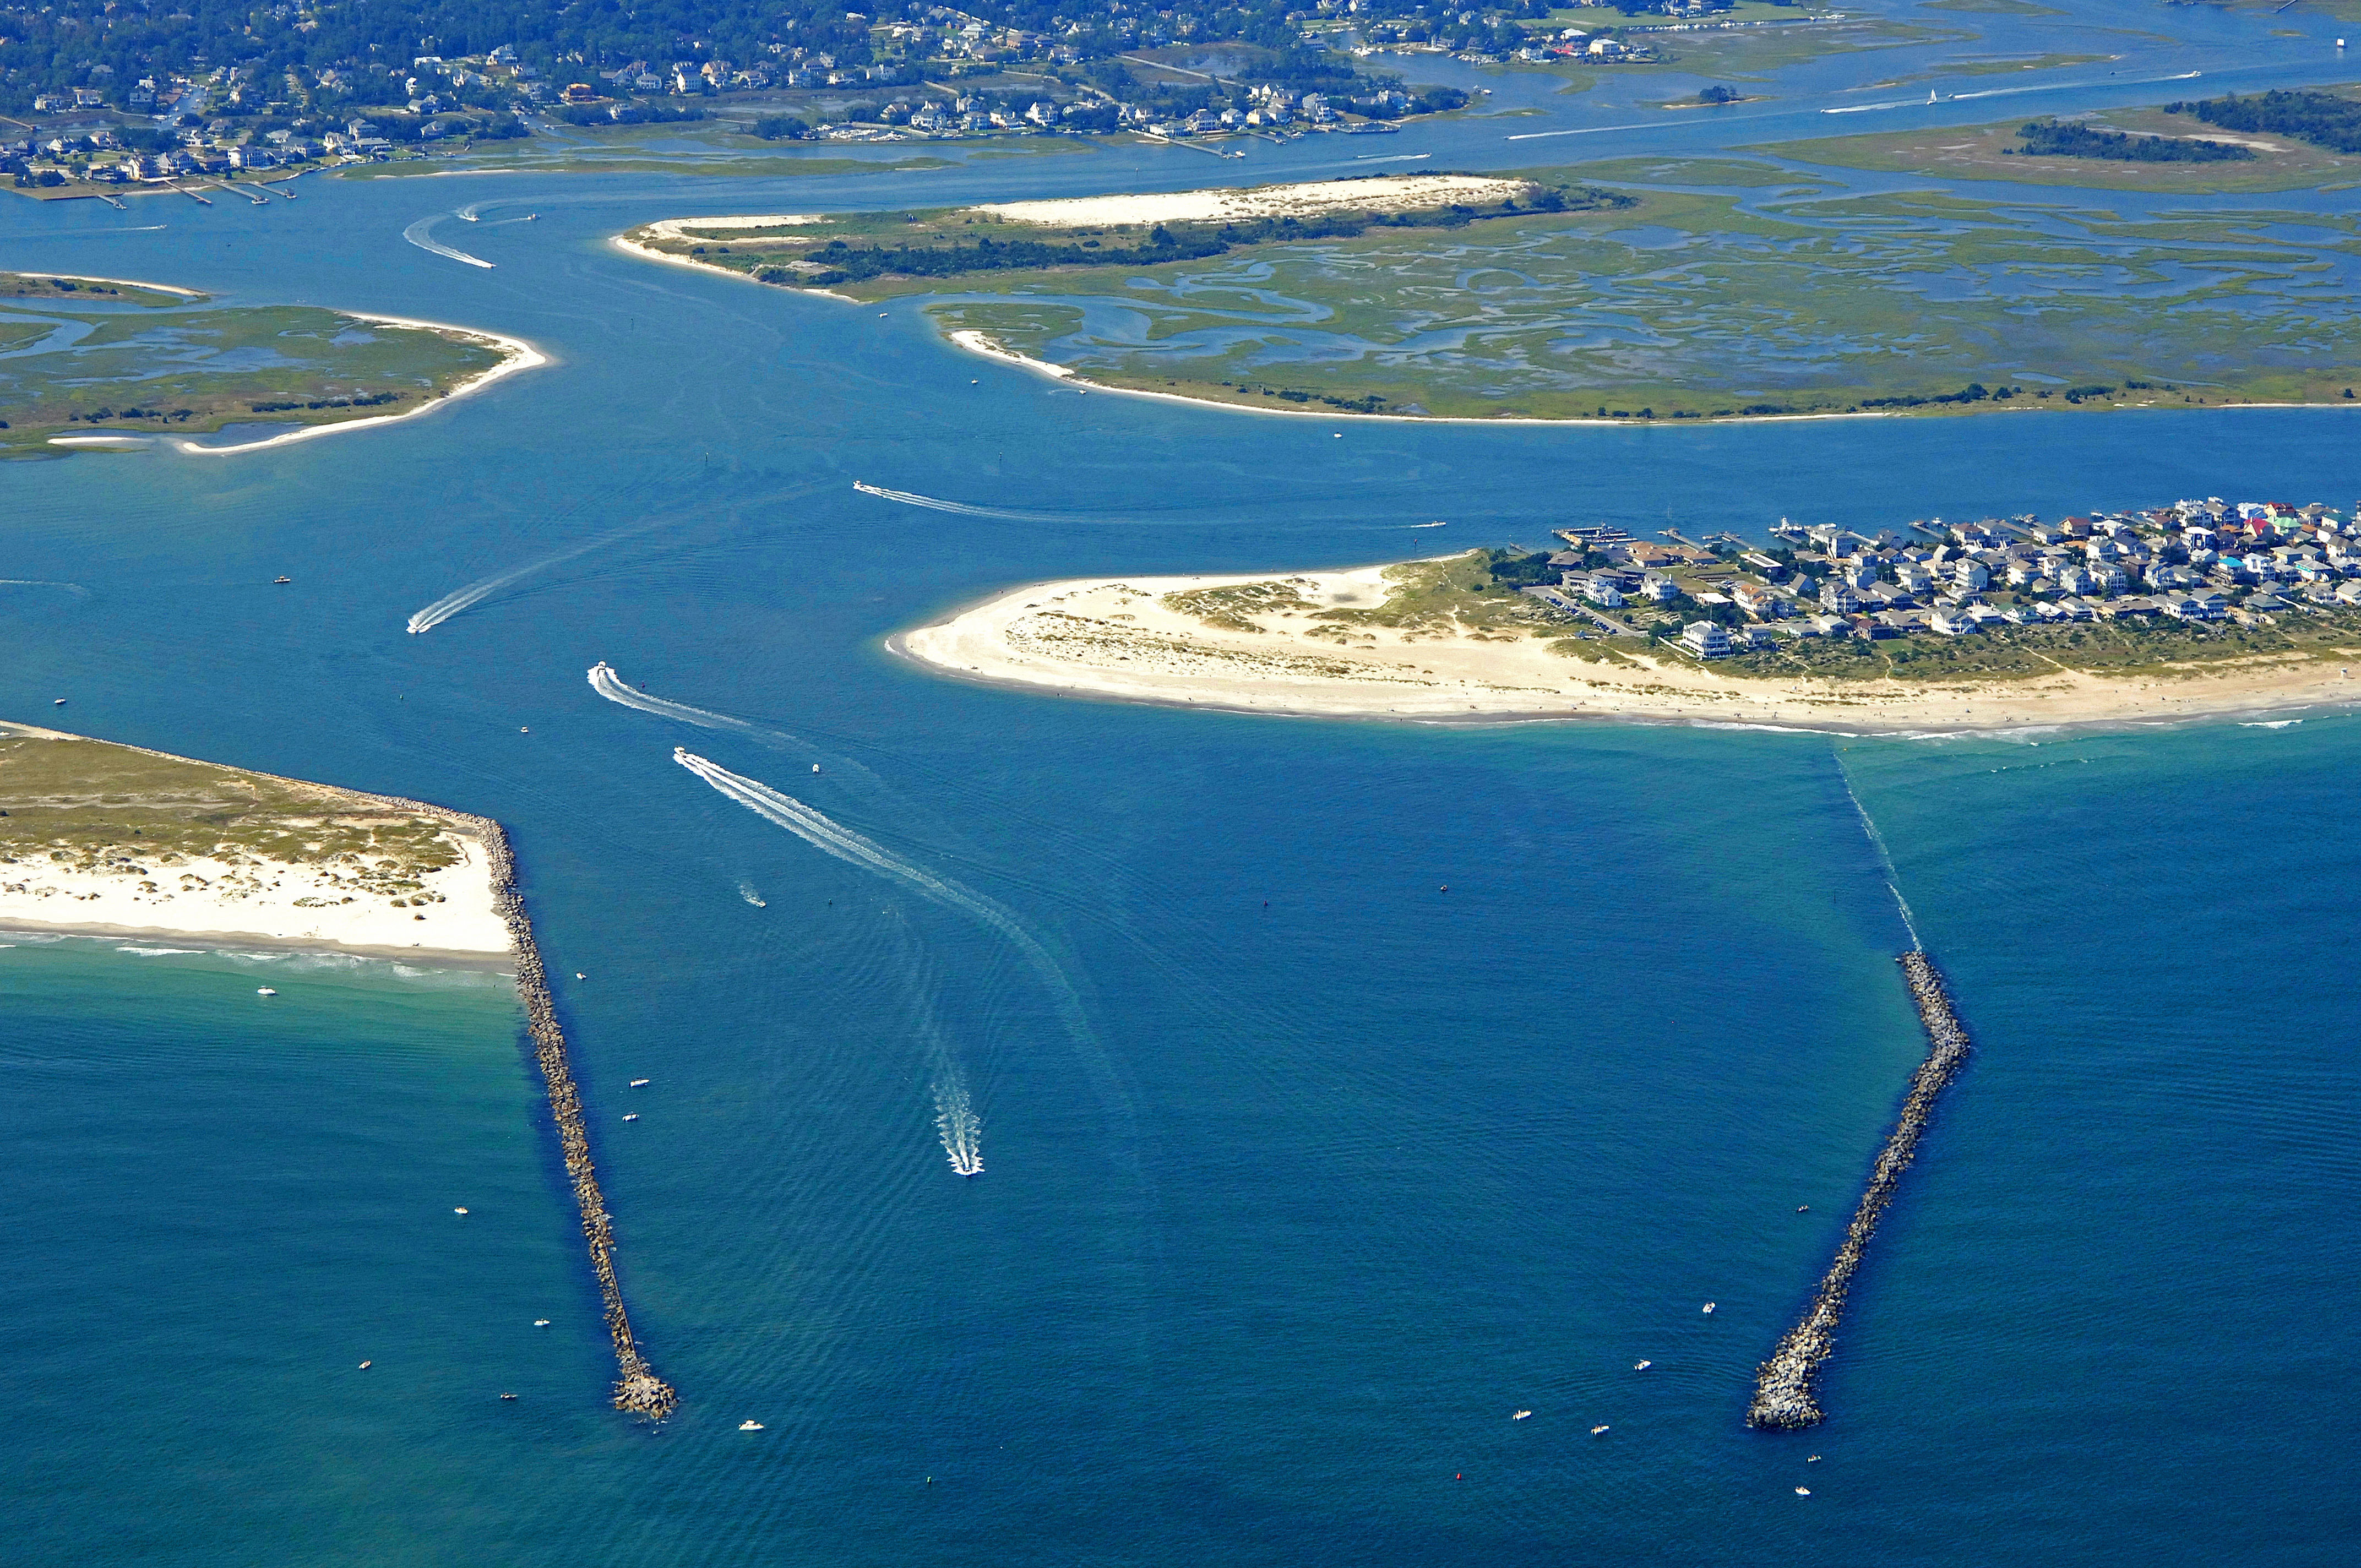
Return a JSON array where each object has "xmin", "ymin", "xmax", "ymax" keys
[
  {"xmin": 894, "ymin": 496, "xmax": 2361, "ymax": 728},
  {"xmin": 0, "ymin": 274, "xmax": 537, "ymax": 458}
]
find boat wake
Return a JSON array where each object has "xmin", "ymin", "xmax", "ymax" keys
[
  {"xmin": 456, "ymin": 205, "xmax": 482, "ymax": 222},
  {"xmin": 737, "ymin": 879, "xmax": 767, "ymax": 906},
  {"xmin": 672, "ymin": 749, "xmax": 1135, "ymax": 1167},
  {"xmin": 933, "ymin": 1073, "xmax": 984, "ymax": 1176},
  {"xmin": 409, "ymin": 514, "xmax": 672, "ymax": 634},
  {"xmin": 589, "ymin": 661, "xmax": 787, "ymax": 745},
  {"xmin": 852, "ymin": 481, "xmax": 1067, "ymax": 522},
  {"xmin": 1835, "ymin": 753, "xmax": 1922, "ymax": 951},
  {"xmin": 401, "ymin": 215, "xmax": 495, "ymax": 269}
]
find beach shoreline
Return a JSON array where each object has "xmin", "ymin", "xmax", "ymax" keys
[
  {"xmin": 165, "ymin": 312, "xmax": 549, "ymax": 456},
  {"xmin": 0, "ymin": 919, "xmax": 518, "ymax": 970},
  {"xmin": 890, "ymin": 567, "xmax": 2361, "ymax": 732}
]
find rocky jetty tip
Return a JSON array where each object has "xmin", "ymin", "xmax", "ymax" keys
[{"xmin": 1748, "ymin": 950, "xmax": 1970, "ymax": 1431}]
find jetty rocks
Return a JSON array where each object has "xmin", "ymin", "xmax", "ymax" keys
[
  {"xmin": 1748, "ymin": 950, "xmax": 1971, "ymax": 1431},
  {"xmin": 380, "ymin": 794, "xmax": 674, "ymax": 1420}
]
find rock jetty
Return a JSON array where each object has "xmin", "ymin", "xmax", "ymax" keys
[
  {"xmin": 472, "ymin": 813, "xmax": 677, "ymax": 1419},
  {"xmin": 1748, "ymin": 950, "xmax": 1971, "ymax": 1430}
]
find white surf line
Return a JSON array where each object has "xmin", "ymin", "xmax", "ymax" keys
[
  {"xmin": 174, "ymin": 313, "xmax": 547, "ymax": 458},
  {"xmin": 401, "ymin": 214, "xmax": 496, "ymax": 269},
  {"xmin": 673, "ymin": 748, "xmax": 1135, "ymax": 1154}
]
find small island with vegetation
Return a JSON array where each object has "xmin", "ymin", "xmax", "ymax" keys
[
  {"xmin": 894, "ymin": 492, "xmax": 2361, "ymax": 728},
  {"xmin": 0, "ymin": 274, "xmax": 538, "ymax": 458}
]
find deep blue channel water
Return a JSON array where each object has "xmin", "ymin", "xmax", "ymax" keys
[{"xmin": 6, "ymin": 25, "xmax": 2361, "ymax": 1558}]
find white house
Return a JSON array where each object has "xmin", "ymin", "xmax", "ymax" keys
[{"xmin": 1681, "ymin": 620, "xmax": 1732, "ymax": 658}]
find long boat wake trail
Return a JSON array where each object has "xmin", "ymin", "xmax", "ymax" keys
[
  {"xmin": 409, "ymin": 516, "xmax": 671, "ymax": 635},
  {"xmin": 852, "ymin": 481, "xmax": 1074, "ymax": 522},
  {"xmin": 1835, "ymin": 753, "xmax": 1922, "ymax": 951},
  {"xmin": 589, "ymin": 661, "xmax": 789, "ymax": 744},
  {"xmin": 672, "ymin": 748, "xmax": 1139, "ymax": 1174},
  {"xmin": 401, "ymin": 215, "xmax": 495, "ymax": 269}
]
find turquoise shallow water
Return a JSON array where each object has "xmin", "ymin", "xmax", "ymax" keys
[{"xmin": 7, "ymin": 7, "xmax": 2361, "ymax": 1555}]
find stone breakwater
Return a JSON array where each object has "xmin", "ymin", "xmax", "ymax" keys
[
  {"xmin": 348, "ymin": 788, "xmax": 677, "ymax": 1421},
  {"xmin": 1748, "ymin": 951, "xmax": 1971, "ymax": 1430}
]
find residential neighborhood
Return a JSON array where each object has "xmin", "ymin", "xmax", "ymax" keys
[{"xmin": 1518, "ymin": 498, "xmax": 2361, "ymax": 659}]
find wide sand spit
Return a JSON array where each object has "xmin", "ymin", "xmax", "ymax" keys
[
  {"xmin": 0, "ymin": 721, "xmax": 514, "ymax": 962},
  {"xmin": 894, "ymin": 563, "xmax": 2361, "ymax": 731}
]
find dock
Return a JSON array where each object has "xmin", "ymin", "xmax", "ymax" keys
[{"xmin": 1747, "ymin": 950, "xmax": 1971, "ymax": 1430}]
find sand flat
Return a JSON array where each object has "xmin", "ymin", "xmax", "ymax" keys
[{"xmin": 966, "ymin": 175, "xmax": 1534, "ymax": 227}]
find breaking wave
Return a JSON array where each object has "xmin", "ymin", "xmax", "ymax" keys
[{"xmin": 401, "ymin": 215, "xmax": 494, "ymax": 269}]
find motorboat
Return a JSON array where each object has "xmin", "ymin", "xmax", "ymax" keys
[
  {"xmin": 739, "ymin": 1420, "xmax": 764, "ymax": 1431},
  {"xmin": 454, "ymin": 1207, "xmax": 468, "ymax": 1215},
  {"xmin": 1702, "ymin": 1303, "xmax": 1716, "ymax": 1314},
  {"xmin": 274, "ymin": 576, "xmax": 292, "ymax": 585},
  {"xmin": 1634, "ymin": 1360, "xmax": 1651, "ymax": 1371},
  {"xmin": 534, "ymin": 1320, "xmax": 550, "ymax": 1327},
  {"xmin": 622, "ymin": 1113, "xmax": 639, "ymax": 1122},
  {"xmin": 1796, "ymin": 1487, "xmax": 1811, "ymax": 1496},
  {"xmin": 500, "ymin": 1393, "xmax": 518, "ymax": 1401},
  {"xmin": 358, "ymin": 1360, "xmax": 372, "ymax": 1369},
  {"xmin": 1590, "ymin": 1425, "xmax": 1609, "ymax": 1436},
  {"xmin": 629, "ymin": 1078, "xmax": 650, "ymax": 1087},
  {"xmin": 257, "ymin": 987, "xmax": 278, "ymax": 996},
  {"xmin": 52, "ymin": 698, "xmax": 64, "ymax": 705},
  {"xmin": 1511, "ymin": 1410, "xmax": 1531, "ymax": 1421}
]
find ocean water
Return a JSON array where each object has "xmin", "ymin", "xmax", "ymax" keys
[{"xmin": 7, "ymin": 12, "xmax": 2361, "ymax": 1558}]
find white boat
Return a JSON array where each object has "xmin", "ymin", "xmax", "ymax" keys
[
  {"xmin": 811, "ymin": 764, "xmax": 822, "ymax": 773},
  {"xmin": 534, "ymin": 1320, "xmax": 550, "ymax": 1327},
  {"xmin": 454, "ymin": 1207, "xmax": 468, "ymax": 1215},
  {"xmin": 622, "ymin": 1113, "xmax": 639, "ymax": 1121},
  {"xmin": 1796, "ymin": 1487, "xmax": 1811, "ymax": 1496},
  {"xmin": 1702, "ymin": 1303, "xmax": 1716, "ymax": 1314},
  {"xmin": 1511, "ymin": 1409, "xmax": 1531, "ymax": 1421},
  {"xmin": 358, "ymin": 1360, "xmax": 372, "ymax": 1369},
  {"xmin": 1590, "ymin": 1425, "xmax": 1609, "ymax": 1436},
  {"xmin": 629, "ymin": 1079, "xmax": 650, "ymax": 1087},
  {"xmin": 739, "ymin": 1420, "xmax": 764, "ymax": 1431},
  {"xmin": 1634, "ymin": 1360, "xmax": 1652, "ymax": 1371},
  {"xmin": 256, "ymin": 987, "xmax": 278, "ymax": 996}
]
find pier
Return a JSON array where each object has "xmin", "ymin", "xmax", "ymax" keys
[{"xmin": 1748, "ymin": 950, "xmax": 1971, "ymax": 1430}]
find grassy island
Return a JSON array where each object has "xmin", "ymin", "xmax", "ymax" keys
[
  {"xmin": 627, "ymin": 162, "xmax": 2361, "ymax": 423},
  {"xmin": 0, "ymin": 276, "xmax": 526, "ymax": 458}
]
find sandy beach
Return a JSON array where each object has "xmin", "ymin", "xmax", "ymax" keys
[
  {"xmin": 167, "ymin": 313, "xmax": 548, "ymax": 457},
  {"xmin": 895, "ymin": 565, "xmax": 2361, "ymax": 731},
  {"xmin": 968, "ymin": 175, "xmax": 1533, "ymax": 226},
  {"xmin": 0, "ymin": 831, "xmax": 514, "ymax": 961}
]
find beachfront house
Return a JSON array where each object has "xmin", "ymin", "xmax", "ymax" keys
[{"xmin": 1680, "ymin": 621, "xmax": 1732, "ymax": 658}]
